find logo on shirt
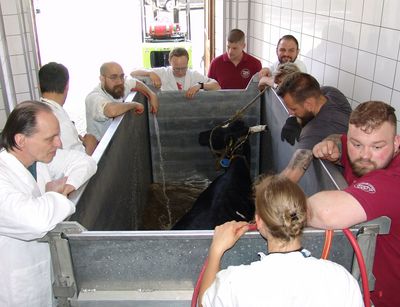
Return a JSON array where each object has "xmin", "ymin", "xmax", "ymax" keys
[
  {"xmin": 241, "ymin": 69, "xmax": 251, "ymax": 79},
  {"xmin": 354, "ymin": 182, "xmax": 376, "ymax": 194}
]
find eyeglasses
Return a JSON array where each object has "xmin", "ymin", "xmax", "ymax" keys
[
  {"xmin": 104, "ymin": 74, "xmax": 126, "ymax": 81},
  {"xmin": 172, "ymin": 67, "xmax": 188, "ymax": 72}
]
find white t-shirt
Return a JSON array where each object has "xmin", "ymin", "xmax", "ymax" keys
[
  {"xmin": 202, "ymin": 250, "xmax": 363, "ymax": 307},
  {"xmin": 152, "ymin": 66, "xmax": 216, "ymax": 91},
  {"xmin": 40, "ymin": 98, "xmax": 85, "ymax": 152},
  {"xmin": 85, "ymin": 78, "xmax": 137, "ymax": 140}
]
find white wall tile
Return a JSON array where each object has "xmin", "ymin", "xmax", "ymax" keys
[
  {"xmin": 303, "ymin": 0, "xmax": 316, "ymax": 13},
  {"xmin": 1, "ymin": 0, "xmax": 18, "ymax": 15},
  {"xmin": 280, "ymin": 8, "xmax": 291, "ymax": 30},
  {"xmin": 325, "ymin": 41, "xmax": 341, "ymax": 67},
  {"xmin": 281, "ymin": 0, "xmax": 292, "ymax": 9},
  {"xmin": 393, "ymin": 64, "xmax": 400, "ymax": 91},
  {"xmin": 253, "ymin": 3, "xmax": 263, "ymax": 21},
  {"xmin": 302, "ymin": 12, "xmax": 315, "ymax": 36},
  {"xmin": 262, "ymin": 41, "xmax": 271, "ymax": 60},
  {"xmin": 359, "ymin": 24, "xmax": 379, "ymax": 54},
  {"xmin": 314, "ymin": 15, "xmax": 329, "ymax": 40},
  {"xmin": 253, "ymin": 21, "xmax": 264, "ymax": 40},
  {"xmin": 382, "ymin": 0, "xmax": 400, "ymax": 30},
  {"xmin": 316, "ymin": 0, "xmax": 330, "ymax": 16},
  {"xmin": 345, "ymin": 0, "xmax": 363, "ymax": 23},
  {"xmin": 271, "ymin": 6, "xmax": 281, "ymax": 26},
  {"xmin": 6, "ymin": 35, "xmax": 23, "ymax": 55},
  {"xmin": 342, "ymin": 20, "xmax": 360, "ymax": 48},
  {"xmin": 371, "ymin": 83, "xmax": 392, "ymax": 102},
  {"xmin": 301, "ymin": 33, "xmax": 314, "ymax": 56},
  {"xmin": 0, "ymin": 110, "xmax": 7, "ymax": 131},
  {"xmin": 271, "ymin": 25, "xmax": 281, "ymax": 44},
  {"xmin": 263, "ymin": 4, "xmax": 272, "ymax": 24},
  {"xmin": 239, "ymin": 2, "xmax": 250, "ymax": 19},
  {"xmin": 13, "ymin": 74, "xmax": 30, "ymax": 93},
  {"xmin": 271, "ymin": 0, "xmax": 281, "ymax": 6},
  {"xmin": 16, "ymin": 92, "xmax": 32, "ymax": 102},
  {"xmin": 329, "ymin": 0, "xmax": 345, "ymax": 19},
  {"xmin": 311, "ymin": 60, "xmax": 324, "ymax": 83},
  {"xmin": 374, "ymin": 56, "xmax": 396, "ymax": 88},
  {"xmin": 362, "ymin": 0, "xmax": 383, "ymax": 26},
  {"xmin": 356, "ymin": 50, "xmax": 376, "ymax": 80},
  {"xmin": 263, "ymin": 23, "xmax": 271, "ymax": 41},
  {"xmin": 3, "ymin": 15, "xmax": 21, "ymax": 36},
  {"xmin": 9, "ymin": 55, "xmax": 27, "ymax": 75},
  {"xmin": 338, "ymin": 70, "xmax": 355, "ymax": 98},
  {"xmin": 312, "ymin": 38, "xmax": 326, "ymax": 62},
  {"xmin": 292, "ymin": 0, "xmax": 303, "ymax": 11},
  {"xmin": 353, "ymin": 77, "xmax": 372, "ymax": 103},
  {"xmin": 323, "ymin": 65, "xmax": 338, "ymax": 87},
  {"xmin": 390, "ymin": 90, "xmax": 400, "ymax": 122},
  {"xmin": 302, "ymin": 56, "xmax": 312, "ymax": 72},
  {"xmin": 340, "ymin": 46, "xmax": 358, "ymax": 74},
  {"xmin": 327, "ymin": 18, "xmax": 343, "ymax": 44},
  {"xmin": 290, "ymin": 10, "xmax": 302, "ymax": 32},
  {"xmin": 377, "ymin": 28, "xmax": 400, "ymax": 60}
]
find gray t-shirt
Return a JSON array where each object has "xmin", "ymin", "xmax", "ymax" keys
[{"xmin": 298, "ymin": 86, "xmax": 352, "ymax": 150}]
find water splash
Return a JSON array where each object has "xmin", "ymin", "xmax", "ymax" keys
[{"xmin": 153, "ymin": 114, "xmax": 172, "ymax": 228}]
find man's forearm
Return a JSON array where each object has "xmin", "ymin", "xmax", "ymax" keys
[
  {"xmin": 204, "ymin": 81, "xmax": 221, "ymax": 91},
  {"xmin": 281, "ymin": 149, "xmax": 313, "ymax": 183}
]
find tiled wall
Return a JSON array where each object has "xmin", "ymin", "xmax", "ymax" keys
[
  {"xmin": 3, "ymin": 0, "xmax": 400, "ymax": 131},
  {"xmin": 243, "ymin": 0, "xmax": 400, "ymax": 129},
  {"xmin": 0, "ymin": 0, "xmax": 38, "ymax": 131}
]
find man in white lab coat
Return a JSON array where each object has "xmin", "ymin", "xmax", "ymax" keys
[{"xmin": 0, "ymin": 101, "xmax": 97, "ymax": 306}]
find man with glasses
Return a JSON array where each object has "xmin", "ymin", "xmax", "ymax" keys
[
  {"xmin": 86, "ymin": 61, "xmax": 159, "ymax": 141},
  {"xmin": 131, "ymin": 47, "xmax": 220, "ymax": 99}
]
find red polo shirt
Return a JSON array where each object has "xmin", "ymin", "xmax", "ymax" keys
[
  {"xmin": 341, "ymin": 134, "xmax": 400, "ymax": 307},
  {"xmin": 208, "ymin": 51, "xmax": 262, "ymax": 89}
]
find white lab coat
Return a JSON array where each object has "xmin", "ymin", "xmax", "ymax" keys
[{"xmin": 0, "ymin": 149, "xmax": 97, "ymax": 306}]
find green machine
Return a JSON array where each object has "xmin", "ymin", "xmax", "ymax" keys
[{"xmin": 141, "ymin": 0, "xmax": 193, "ymax": 68}]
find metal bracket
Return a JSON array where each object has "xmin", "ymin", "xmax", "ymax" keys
[
  {"xmin": 41, "ymin": 222, "xmax": 87, "ymax": 307},
  {"xmin": 352, "ymin": 216, "xmax": 391, "ymax": 291}
]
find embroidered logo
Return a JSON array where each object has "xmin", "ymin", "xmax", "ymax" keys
[
  {"xmin": 354, "ymin": 182, "xmax": 376, "ymax": 194},
  {"xmin": 241, "ymin": 68, "xmax": 251, "ymax": 79}
]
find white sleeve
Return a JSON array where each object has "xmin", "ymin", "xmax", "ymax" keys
[
  {"xmin": 85, "ymin": 92, "xmax": 109, "ymax": 122},
  {"xmin": 190, "ymin": 70, "xmax": 215, "ymax": 84},
  {"xmin": 0, "ymin": 179, "xmax": 75, "ymax": 241},
  {"xmin": 47, "ymin": 149, "xmax": 97, "ymax": 190}
]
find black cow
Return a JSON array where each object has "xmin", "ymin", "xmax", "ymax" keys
[
  {"xmin": 172, "ymin": 155, "xmax": 254, "ymax": 230},
  {"xmin": 172, "ymin": 119, "xmax": 264, "ymax": 230}
]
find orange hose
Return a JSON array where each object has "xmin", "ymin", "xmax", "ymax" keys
[{"xmin": 321, "ymin": 229, "xmax": 333, "ymax": 259}]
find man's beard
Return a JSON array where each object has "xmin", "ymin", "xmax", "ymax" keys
[
  {"xmin": 105, "ymin": 84, "xmax": 125, "ymax": 99},
  {"xmin": 299, "ymin": 111, "xmax": 314, "ymax": 126},
  {"xmin": 279, "ymin": 55, "xmax": 297, "ymax": 64},
  {"xmin": 350, "ymin": 158, "xmax": 378, "ymax": 177}
]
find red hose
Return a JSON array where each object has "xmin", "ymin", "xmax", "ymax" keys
[
  {"xmin": 321, "ymin": 229, "xmax": 333, "ymax": 259},
  {"xmin": 343, "ymin": 228, "xmax": 371, "ymax": 307}
]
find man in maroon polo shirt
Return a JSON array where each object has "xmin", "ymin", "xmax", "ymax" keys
[
  {"xmin": 208, "ymin": 29, "xmax": 261, "ymax": 89},
  {"xmin": 309, "ymin": 101, "xmax": 400, "ymax": 307}
]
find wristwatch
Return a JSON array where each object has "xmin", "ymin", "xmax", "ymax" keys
[{"xmin": 198, "ymin": 82, "xmax": 204, "ymax": 89}]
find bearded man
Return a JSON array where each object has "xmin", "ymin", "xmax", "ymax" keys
[
  {"xmin": 85, "ymin": 61, "xmax": 159, "ymax": 141},
  {"xmin": 308, "ymin": 100, "xmax": 400, "ymax": 307}
]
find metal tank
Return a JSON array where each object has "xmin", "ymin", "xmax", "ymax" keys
[{"xmin": 46, "ymin": 77, "xmax": 389, "ymax": 306}]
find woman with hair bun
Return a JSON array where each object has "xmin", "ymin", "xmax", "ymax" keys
[{"xmin": 198, "ymin": 175, "xmax": 363, "ymax": 307}]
